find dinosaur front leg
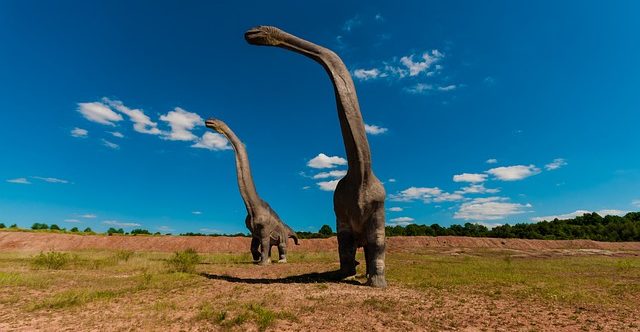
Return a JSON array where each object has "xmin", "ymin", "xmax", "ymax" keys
[
  {"xmin": 250, "ymin": 237, "xmax": 261, "ymax": 263},
  {"xmin": 258, "ymin": 236, "xmax": 271, "ymax": 265},
  {"xmin": 337, "ymin": 217, "xmax": 357, "ymax": 278},
  {"xmin": 365, "ymin": 206, "xmax": 387, "ymax": 288}
]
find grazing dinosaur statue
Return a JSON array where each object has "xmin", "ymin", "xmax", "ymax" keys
[
  {"xmin": 205, "ymin": 118, "xmax": 299, "ymax": 264},
  {"xmin": 244, "ymin": 26, "xmax": 387, "ymax": 287}
]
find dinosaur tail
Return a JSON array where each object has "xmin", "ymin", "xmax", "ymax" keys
[{"xmin": 289, "ymin": 232, "xmax": 300, "ymax": 245}]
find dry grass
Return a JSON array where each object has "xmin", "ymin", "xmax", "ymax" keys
[{"xmin": 0, "ymin": 248, "xmax": 638, "ymax": 331}]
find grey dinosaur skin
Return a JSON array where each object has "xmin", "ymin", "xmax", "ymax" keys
[
  {"xmin": 244, "ymin": 26, "xmax": 387, "ymax": 287},
  {"xmin": 205, "ymin": 118, "xmax": 299, "ymax": 264}
]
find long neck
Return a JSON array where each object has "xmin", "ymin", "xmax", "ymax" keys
[
  {"xmin": 276, "ymin": 32, "xmax": 372, "ymax": 180},
  {"xmin": 212, "ymin": 123, "xmax": 261, "ymax": 213}
]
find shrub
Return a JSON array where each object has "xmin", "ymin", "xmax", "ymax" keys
[
  {"xmin": 318, "ymin": 225, "xmax": 333, "ymax": 237},
  {"xmin": 70, "ymin": 227, "xmax": 79, "ymax": 232},
  {"xmin": 0, "ymin": 223, "xmax": 5, "ymax": 229},
  {"xmin": 107, "ymin": 227, "xmax": 124, "ymax": 235},
  {"xmin": 83, "ymin": 227, "xmax": 93, "ymax": 233},
  {"xmin": 49, "ymin": 224, "xmax": 61, "ymax": 230},
  {"xmin": 114, "ymin": 250, "xmax": 134, "ymax": 262},
  {"xmin": 130, "ymin": 228, "xmax": 151, "ymax": 235},
  {"xmin": 9, "ymin": 224, "xmax": 17, "ymax": 229},
  {"xmin": 31, "ymin": 223, "xmax": 49, "ymax": 230},
  {"xmin": 32, "ymin": 251, "xmax": 70, "ymax": 270},
  {"xmin": 166, "ymin": 248, "xmax": 201, "ymax": 273}
]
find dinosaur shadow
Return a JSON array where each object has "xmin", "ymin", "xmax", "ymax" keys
[{"xmin": 200, "ymin": 270, "xmax": 364, "ymax": 286}]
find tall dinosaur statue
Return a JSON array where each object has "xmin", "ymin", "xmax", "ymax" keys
[
  {"xmin": 205, "ymin": 118, "xmax": 299, "ymax": 264},
  {"xmin": 244, "ymin": 26, "xmax": 387, "ymax": 287}
]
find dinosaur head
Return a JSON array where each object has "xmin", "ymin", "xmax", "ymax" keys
[
  {"xmin": 205, "ymin": 118, "xmax": 224, "ymax": 131},
  {"xmin": 244, "ymin": 26, "xmax": 284, "ymax": 46}
]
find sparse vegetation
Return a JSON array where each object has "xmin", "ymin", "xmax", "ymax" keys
[
  {"xmin": 166, "ymin": 248, "xmax": 201, "ymax": 273},
  {"xmin": 70, "ymin": 227, "xmax": 79, "ymax": 232},
  {"xmin": 31, "ymin": 223, "xmax": 49, "ymax": 230},
  {"xmin": 0, "ymin": 223, "xmax": 5, "ymax": 229},
  {"xmin": 31, "ymin": 251, "xmax": 70, "ymax": 270}
]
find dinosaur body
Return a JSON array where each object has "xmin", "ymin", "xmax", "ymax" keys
[
  {"xmin": 244, "ymin": 26, "xmax": 387, "ymax": 287},
  {"xmin": 206, "ymin": 118, "xmax": 299, "ymax": 264}
]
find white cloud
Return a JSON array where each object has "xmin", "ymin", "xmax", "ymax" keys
[
  {"xmin": 438, "ymin": 85, "xmax": 457, "ymax": 91},
  {"xmin": 454, "ymin": 197, "xmax": 532, "ymax": 220},
  {"xmin": 307, "ymin": 153, "xmax": 347, "ymax": 169},
  {"xmin": 70, "ymin": 127, "xmax": 88, "ymax": 138},
  {"xmin": 80, "ymin": 214, "xmax": 97, "ymax": 219},
  {"xmin": 389, "ymin": 217, "xmax": 415, "ymax": 226},
  {"xmin": 486, "ymin": 158, "xmax": 498, "ymax": 164},
  {"xmin": 192, "ymin": 211, "xmax": 202, "ymax": 215},
  {"xmin": 374, "ymin": 13, "xmax": 384, "ymax": 22},
  {"xmin": 633, "ymin": 200, "xmax": 640, "ymax": 207},
  {"xmin": 101, "ymin": 139, "xmax": 119, "ymax": 150},
  {"xmin": 486, "ymin": 165, "xmax": 541, "ymax": 181},
  {"xmin": 108, "ymin": 131, "xmax": 124, "ymax": 138},
  {"xmin": 433, "ymin": 192, "xmax": 464, "ymax": 202},
  {"xmin": 404, "ymin": 83, "xmax": 433, "ymax": 94},
  {"xmin": 456, "ymin": 184, "xmax": 500, "ymax": 195},
  {"xmin": 545, "ymin": 158, "xmax": 567, "ymax": 171},
  {"xmin": 343, "ymin": 15, "xmax": 362, "ymax": 32},
  {"xmin": 317, "ymin": 180, "xmax": 340, "ymax": 191},
  {"xmin": 388, "ymin": 207, "xmax": 403, "ymax": 212},
  {"xmin": 103, "ymin": 98, "xmax": 162, "ymax": 135},
  {"xmin": 354, "ymin": 68, "xmax": 381, "ymax": 80},
  {"xmin": 302, "ymin": 186, "xmax": 311, "ymax": 190},
  {"xmin": 157, "ymin": 226, "xmax": 174, "ymax": 232},
  {"xmin": 192, "ymin": 132, "xmax": 232, "ymax": 151},
  {"xmin": 400, "ymin": 50, "xmax": 444, "ymax": 76},
  {"xmin": 388, "ymin": 178, "xmax": 396, "ymax": 183},
  {"xmin": 453, "ymin": 173, "xmax": 487, "ymax": 183},
  {"xmin": 364, "ymin": 124, "xmax": 388, "ymax": 135},
  {"xmin": 313, "ymin": 170, "xmax": 347, "ymax": 179},
  {"xmin": 6, "ymin": 178, "xmax": 30, "ymax": 184},
  {"xmin": 531, "ymin": 209, "xmax": 628, "ymax": 222},
  {"xmin": 77, "ymin": 102, "xmax": 123, "ymax": 126},
  {"xmin": 102, "ymin": 220, "xmax": 141, "ymax": 227},
  {"xmin": 159, "ymin": 107, "xmax": 203, "ymax": 141},
  {"xmin": 199, "ymin": 228, "xmax": 221, "ymax": 234},
  {"xmin": 390, "ymin": 186, "xmax": 442, "ymax": 202},
  {"xmin": 32, "ymin": 176, "xmax": 69, "ymax": 184},
  {"xmin": 64, "ymin": 219, "xmax": 81, "ymax": 223}
]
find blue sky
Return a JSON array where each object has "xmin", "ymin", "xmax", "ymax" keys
[{"xmin": 1, "ymin": 1, "xmax": 639, "ymax": 234}]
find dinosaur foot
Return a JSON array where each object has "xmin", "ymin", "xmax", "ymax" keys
[
  {"xmin": 277, "ymin": 258, "xmax": 287, "ymax": 263},
  {"xmin": 257, "ymin": 258, "xmax": 271, "ymax": 266},
  {"xmin": 365, "ymin": 274, "xmax": 387, "ymax": 288}
]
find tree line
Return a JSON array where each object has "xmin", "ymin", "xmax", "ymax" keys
[
  {"xmin": 3, "ymin": 211, "xmax": 639, "ymax": 241},
  {"xmin": 385, "ymin": 212, "xmax": 640, "ymax": 241}
]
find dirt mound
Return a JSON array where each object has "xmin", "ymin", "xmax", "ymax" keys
[{"xmin": 2, "ymin": 231, "xmax": 639, "ymax": 253}]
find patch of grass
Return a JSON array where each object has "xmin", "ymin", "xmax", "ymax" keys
[
  {"xmin": 166, "ymin": 248, "xmax": 201, "ymax": 273},
  {"xmin": 196, "ymin": 303, "xmax": 227, "ymax": 323},
  {"xmin": 28, "ymin": 289, "xmax": 120, "ymax": 310},
  {"xmin": 0, "ymin": 271, "xmax": 50, "ymax": 288},
  {"xmin": 363, "ymin": 297, "xmax": 395, "ymax": 313},
  {"xmin": 114, "ymin": 250, "xmax": 134, "ymax": 262},
  {"xmin": 152, "ymin": 300, "xmax": 177, "ymax": 312},
  {"xmin": 31, "ymin": 251, "xmax": 71, "ymax": 270}
]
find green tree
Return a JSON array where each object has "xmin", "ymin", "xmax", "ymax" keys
[
  {"xmin": 83, "ymin": 227, "xmax": 93, "ymax": 233},
  {"xmin": 9, "ymin": 224, "xmax": 18, "ymax": 229},
  {"xmin": 49, "ymin": 224, "xmax": 61, "ymax": 230},
  {"xmin": 318, "ymin": 225, "xmax": 333, "ymax": 237},
  {"xmin": 31, "ymin": 223, "xmax": 49, "ymax": 230},
  {"xmin": 70, "ymin": 227, "xmax": 79, "ymax": 232},
  {"xmin": 0, "ymin": 223, "xmax": 6, "ymax": 229}
]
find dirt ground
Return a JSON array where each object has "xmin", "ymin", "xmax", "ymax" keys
[
  {"xmin": 2, "ymin": 231, "xmax": 640, "ymax": 253},
  {"xmin": 1, "ymin": 231, "xmax": 639, "ymax": 331}
]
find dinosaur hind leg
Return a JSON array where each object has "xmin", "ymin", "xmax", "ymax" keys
[
  {"xmin": 277, "ymin": 241, "xmax": 287, "ymax": 263},
  {"xmin": 258, "ymin": 237, "xmax": 271, "ymax": 265},
  {"xmin": 337, "ymin": 217, "xmax": 357, "ymax": 278},
  {"xmin": 364, "ymin": 204, "xmax": 387, "ymax": 288}
]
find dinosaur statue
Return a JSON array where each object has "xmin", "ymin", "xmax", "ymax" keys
[
  {"xmin": 244, "ymin": 26, "xmax": 387, "ymax": 287},
  {"xmin": 205, "ymin": 118, "xmax": 299, "ymax": 264}
]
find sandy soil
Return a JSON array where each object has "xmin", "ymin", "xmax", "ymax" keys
[{"xmin": 2, "ymin": 231, "xmax": 640, "ymax": 253}]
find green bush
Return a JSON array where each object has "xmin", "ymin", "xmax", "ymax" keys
[
  {"xmin": 131, "ymin": 228, "xmax": 151, "ymax": 235},
  {"xmin": 9, "ymin": 224, "xmax": 17, "ymax": 229},
  {"xmin": 0, "ymin": 223, "xmax": 6, "ymax": 229},
  {"xmin": 107, "ymin": 227, "xmax": 124, "ymax": 235},
  {"xmin": 31, "ymin": 223, "xmax": 49, "ymax": 230},
  {"xmin": 49, "ymin": 224, "xmax": 61, "ymax": 230},
  {"xmin": 114, "ymin": 250, "xmax": 134, "ymax": 262},
  {"xmin": 83, "ymin": 227, "xmax": 93, "ymax": 233},
  {"xmin": 70, "ymin": 227, "xmax": 79, "ymax": 232},
  {"xmin": 166, "ymin": 248, "xmax": 201, "ymax": 273},
  {"xmin": 32, "ymin": 251, "xmax": 70, "ymax": 270}
]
